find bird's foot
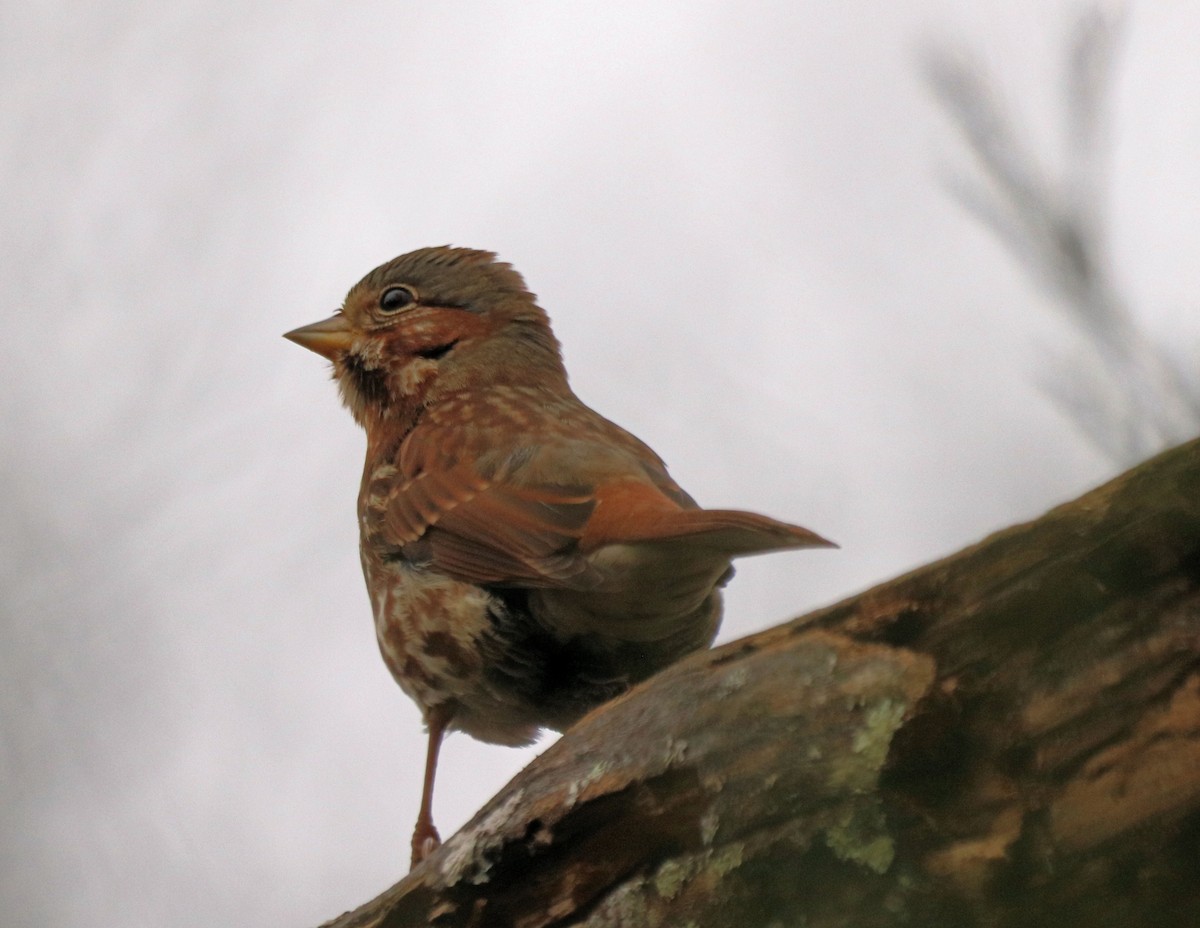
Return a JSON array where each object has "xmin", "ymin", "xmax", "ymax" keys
[{"xmin": 410, "ymin": 821, "xmax": 442, "ymax": 868}]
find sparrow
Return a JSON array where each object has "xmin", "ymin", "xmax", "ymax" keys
[{"xmin": 285, "ymin": 246, "xmax": 834, "ymax": 867}]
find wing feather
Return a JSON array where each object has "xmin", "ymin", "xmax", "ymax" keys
[
  {"xmin": 383, "ymin": 454, "xmax": 599, "ymax": 587},
  {"xmin": 379, "ymin": 419, "xmax": 832, "ymax": 593}
]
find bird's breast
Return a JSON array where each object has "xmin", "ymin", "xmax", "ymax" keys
[{"xmin": 360, "ymin": 550, "xmax": 491, "ymax": 710}]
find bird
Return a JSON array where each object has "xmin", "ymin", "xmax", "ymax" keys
[{"xmin": 284, "ymin": 246, "xmax": 834, "ymax": 867}]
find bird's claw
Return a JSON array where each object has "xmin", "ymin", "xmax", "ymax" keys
[{"xmin": 410, "ymin": 824, "xmax": 442, "ymax": 868}]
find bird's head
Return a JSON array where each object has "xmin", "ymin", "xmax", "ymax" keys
[{"xmin": 285, "ymin": 247, "xmax": 568, "ymax": 430}]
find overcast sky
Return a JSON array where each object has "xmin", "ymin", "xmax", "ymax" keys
[{"xmin": 3, "ymin": 3, "xmax": 1198, "ymax": 926}]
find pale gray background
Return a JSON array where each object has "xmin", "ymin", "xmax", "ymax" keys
[{"xmin": 3, "ymin": 2, "xmax": 1197, "ymax": 926}]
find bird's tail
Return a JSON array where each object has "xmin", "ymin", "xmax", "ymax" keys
[{"xmin": 608, "ymin": 507, "xmax": 836, "ymax": 557}]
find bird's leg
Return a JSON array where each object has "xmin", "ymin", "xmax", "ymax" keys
[{"xmin": 410, "ymin": 703, "xmax": 452, "ymax": 867}]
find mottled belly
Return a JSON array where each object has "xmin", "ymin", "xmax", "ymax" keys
[
  {"xmin": 365, "ymin": 556, "xmax": 483, "ymax": 701},
  {"xmin": 360, "ymin": 550, "xmax": 717, "ymax": 747},
  {"xmin": 361, "ymin": 554, "xmax": 550, "ymax": 746}
]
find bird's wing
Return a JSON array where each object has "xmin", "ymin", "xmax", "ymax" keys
[
  {"xmin": 382, "ymin": 430, "xmax": 603, "ymax": 588},
  {"xmin": 382, "ymin": 419, "xmax": 833, "ymax": 590},
  {"xmin": 382, "ymin": 460, "xmax": 833, "ymax": 590},
  {"xmin": 386, "ymin": 466, "xmax": 599, "ymax": 587}
]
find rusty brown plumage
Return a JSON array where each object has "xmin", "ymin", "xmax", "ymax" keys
[{"xmin": 285, "ymin": 246, "xmax": 835, "ymax": 867}]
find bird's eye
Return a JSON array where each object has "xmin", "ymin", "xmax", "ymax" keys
[{"xmin": 379, "ymin": 286, "xmax": 417, "ymax": 313}]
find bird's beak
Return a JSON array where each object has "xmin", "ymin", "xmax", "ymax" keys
[{"xmin": 284, "ymin": 313, "xmax": 353, "ymax": 361}]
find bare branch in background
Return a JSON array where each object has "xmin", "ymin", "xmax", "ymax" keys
[{"xmin": 924, "ymin": 5, "xmax": 1200, "ymax": 466}]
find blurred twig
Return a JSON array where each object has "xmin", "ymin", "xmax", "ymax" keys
[{"xmin": 925, "ymin": 5, "xmax": 1200, "ymax": 465}]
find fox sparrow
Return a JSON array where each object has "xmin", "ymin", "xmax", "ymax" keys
[{"xmin": 285, "ymin": 246, "xmax": 834, "ymax": 867}]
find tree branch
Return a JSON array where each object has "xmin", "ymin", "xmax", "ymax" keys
[
  {"xmin": 925, "ymin": 7, "xmax": 1200, "ymax": 464},
  {"xmin": 320, "ymin": 438, "xmax": 1200, "ymax": 927}
]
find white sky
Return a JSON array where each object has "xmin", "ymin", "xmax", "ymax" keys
[{"xmin": 3, "ymin": 3, "xmax": 1198, "ymax": 925}]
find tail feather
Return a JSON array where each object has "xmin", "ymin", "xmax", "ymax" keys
[
  {"xmin": 579, "ymin": 479, "xmax": 835, "ymax": 557},
  {"xmin": 586, "ymin": 506, "xmax": 836, "ymax": 557}
]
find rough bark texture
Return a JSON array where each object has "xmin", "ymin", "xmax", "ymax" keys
[{"xmin": 319, "ymin": 438, "xmax": 1200, "ymax": 928}]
